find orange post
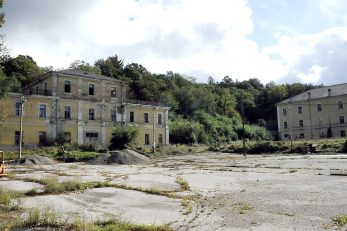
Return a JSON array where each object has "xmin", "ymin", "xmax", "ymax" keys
[{"xmin": 0, "ymin": 151, "xmax": 6, "ymax": 176}]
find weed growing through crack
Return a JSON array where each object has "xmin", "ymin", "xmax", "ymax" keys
[
  {"xmin": 175, "ymin": 176, "xmax": 190, "ymax": 191},
  {"xmin": 0, "ymin": 188, "xmax": 23, "ymax": 212},
  {"xmin": 333, "ymin": 215, "xmax": 347, "ymax": 228}
]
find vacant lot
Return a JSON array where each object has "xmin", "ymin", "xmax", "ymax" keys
[{"xmin": 2, "ymin": 153, "xmax": 347, "ymax": 230}]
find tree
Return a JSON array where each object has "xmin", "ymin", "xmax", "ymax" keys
[
  {"xmin": 2, "ymin": 55, "xmax": 42, "ymax": 87},
  {"xmin": 95, "ymin": 54, "xmax": 124, "ymax": 78},
  {"xmin": 109, "ymin": 125, "xmax": 138, "ymax": 150},
  {"xmin": 69, "ymin": 60, "xmax": 101, "ymax": 75}
]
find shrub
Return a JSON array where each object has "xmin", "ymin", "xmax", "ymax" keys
[
  {"xmin": 342, "ymin": 140, "xmax": 347, "ymax": 153},
  {"xmin": 109, "ymin": 125, "xmax": 138, "ymax": 150},
  {"xmin": 170, "ymin": 118, "xmax": 207, "ymax": 144}
]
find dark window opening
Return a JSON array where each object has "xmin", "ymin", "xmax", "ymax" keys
[
  {"xmin": 64, "ymin": 80, "xmax": 71, "ymax": 93},
  {"xmin": 15, "ymin": 103, "xmax": 21, "ymax": 116},
  {"xmin": 89, "ymin": 83, "xmax": 95, "ymax": 95},
  {"xmin": 130, "ymin": 112, "xmax": 135, "ymax": 123},
  {"xmin": 64, "ymin": 106, "xmax": 71, "ymax": 119},
  {"xmin": 39, "ymin": 104, "xmax": 47, "ymax": 118},
  {"xmin": 89, "ymin": 109, "xmax": 95, "ymax": 120},
  {"xmin": 158, "ymin": 114, "xmax": 162, "ymax": 125},
  {"xmin": 111, "ymin": 110, "xmax": 117, "ymax": 122},
  {"xmin": 111, "ymin": 87, "xmax": 116, "ymax": 97},
  {"xmin": 144, "ymin": 113, "xmax": 149, "ymax": 123},
  {"xmin": 145, "ymin": 134, "xmax": 150, "ymax": 145},
  {"xmin": 158, "ymin": 134, "xmax": 163, "ymax": 144},
  {"xmin": 38, "ymin": 131, "xmax": 46, "ymax": 145}
]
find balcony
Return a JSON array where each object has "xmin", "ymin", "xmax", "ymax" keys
[{"xmin": 23, "ymin": 88, "xmax": 52, "ymax": 96}]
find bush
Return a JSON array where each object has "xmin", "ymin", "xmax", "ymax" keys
[
  {"xmin": 169, "ymin": 118, "xmax": 207, "ymax": 144},
  {"xmin": 247, "ymin": 141, "xmax": 289, "ymax": 154},
  {"xmin": 109, "ymin": 125, "xmax": 138, "ymax": 150},
  {"xmin": 342, "ymin": 140, "xmax": 347, "ymax": 153}
]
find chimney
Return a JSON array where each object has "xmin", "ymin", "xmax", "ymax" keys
[{"xmin": 328, "ymin": 88, "xmax": 331, "ymax": 97}]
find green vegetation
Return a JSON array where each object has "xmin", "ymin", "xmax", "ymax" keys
[
  {"xmin": 0, "ymin": 188, "xmax": 22, "ymax": 212},
  {"xmin": 109, "ymin": 125, "xmax": 139, "ymax": 150},
  {"xmin": 210, "ymin": 138, "xmax": 347, "ymax": 154},
  {"xmin": 333, "ymin": 215, "xmax": 347, "ymax": 228},
  {"xmin": 42, "ymin": 177, "xmax": 85, "ymax": 194}
]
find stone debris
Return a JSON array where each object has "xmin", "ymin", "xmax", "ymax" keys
[
  {"xmin": 19, "ymin": 155, "xmax": 56, "ymax": 165},
  {"xmin": 88, "ymin": 149, "xmax": 150, "ymax": 165}
]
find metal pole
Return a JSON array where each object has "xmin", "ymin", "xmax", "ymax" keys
[
  {"xmin": 19, "ymin": 96, "xmax": 26, "ymax": 159},
  {"xmin": 288, "ymin": 105, "xmax": 293, "ymax": 152},
  {"xmin": 241, "ymin": 96, "xmax": 246, "ymax": 156},
  {"xmin": 152, "ymin": 106, "xmax": 156, "ymax": 153}
]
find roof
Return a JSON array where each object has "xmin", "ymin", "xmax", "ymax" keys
[
  {"xmin": 56, "ymin": 69, "xmax": 124, "ymax": 82},
  {"xmin": 24, "ymin": 68, "xmax": 124, "ymax": 89},
  {"xmin": 277, "ymin": 83, "xmax": 347, "ymax": 105}
]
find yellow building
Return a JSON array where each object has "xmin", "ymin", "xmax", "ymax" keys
[
  {"xmin": 0, "ymin": 69, "xmax": 169, "ymax": 149},
  {"xmin": 277, "ymin": 84, "xmax": 347, "ymax": 140}
]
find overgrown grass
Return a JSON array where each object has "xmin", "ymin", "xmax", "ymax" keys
[
  {"xmin": 175, "ymin": 176, "xmax": 190, "ymax": 191},
  {"xmin": 210, "ymin": 138, "xmax": 347, "ymax": 154},
  {"xmin": 10, "ymin": 207, "xmax": 173, "ymax": 231},
  {"xmin": 0, "ymin": 188, "xmax": 22, "ymax": 212},
  {"xmin": 333, "ymin": 215, "xmax": 347, "ymax": 228}
]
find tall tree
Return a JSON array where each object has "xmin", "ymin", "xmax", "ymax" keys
[{"xmin": 69, "ymin": 60, "xmax": 101, "ymax": 75}]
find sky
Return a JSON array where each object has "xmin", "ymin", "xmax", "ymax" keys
[{"xmin": 2, "ymin": 0, "xmax": 347, "ymax": 84}]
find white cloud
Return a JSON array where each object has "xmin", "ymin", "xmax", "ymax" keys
[{"xmin": 3, "ymin": 0, "xmax": 347, "ymax": 84}]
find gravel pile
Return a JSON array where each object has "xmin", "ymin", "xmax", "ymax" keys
[
  {"xmin": 88, "ymin": 149, "xmax": 150, "ymax": 165},
  {"xmin": 19, "ymin": 155, "xmax": 56, "ymax": 165}
]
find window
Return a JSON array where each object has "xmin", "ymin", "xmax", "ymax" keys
[
  {"xmin": 299, "ymin": 120, "xmax": 304, "ymax": 127},
  {"xmin": 89, "ymin": 83, "xmax": 95, "ymax": 95},
  {"xmin": 89, "ymin": 109, "xmax": 95, "ymax": 120},
  {"xmin": 130, "ymin": 112, "xmax": 134, "ymax": 123},
  {"xmin": 338, "ymin": 100, "xmax": 344, "ymax": 109},
  {"xmin": 35, "ymin": 86, "xmax": 39, "ymax": 94},
  {"xmin": 299, "ymin": 133, "xmax": 305, "ymax": 139},
  {"xmin": 158, "ymin": 114, "xmax": 162, "ymax": 125},
  {"xmin": 111, "ymin": 110, "xmax": 117, "ymax": 122},
  {"xmin": 283, "ymin": 121, "xmax": 288, "ymax": 129},
  {"xmin": 339, "ymin": 116, "xmax": 345, "ymax": 124},
  {"xmin": 282, "ymin": 108, "xmax": 287, "ymax": 116},
  {"xmin": 284, "ymin": 134, "xmax": 289, "ymax": 138},
  {"xmin": 86, "ymin": 132, "xmax": 98, "ymax": 142},
  {"xmin": 158, "ymin": 134, "xmax": 163, "ymax": 144},
  {"xmin": 111, "ymin": 87, "xmax": 116, "ymax": 97},
  {"xmin": 144, "ymin": 113, "xmax": 149, "ymax": 123},
  {"xmin": 319, "ymin": 132, "xmax": 325, "ymax": 138},
  {"xmin": 15, "ymin": 131, "xmax": 20, "ymax": 145},
  {"xmin": 15, "ymin": 102, "xmax": 21, "ymax": 116},
  {"xmin": 64, "ymin": 80, "xmax": 71, "ymax": 93},
  {"xmin": 298, "ymin": 106, "xmax": 303, "ymax": 114},
  {"xmin": 341, "ymin": 130, "xmax": 346, "ymax": 137},
  {"xmin": 39, "ymin": 104, "xmax": 47, "ymax": 118},
  {"xmin": 64, "ymin": 132, "xmax": 71, "ymax": 143},
  {"xmin": 317, "ymin": 104, "xmax": 322, "ymax": 112},
  {"xmin": 319, "ymin": 118, "xmax": 324, "ymax": 126},
  {"xmin": 145, "ymin": 134, "xmax": 150, "ymax": 145},
  {"xmin": 64, "ymin": 106, "xmax": 71, "ymax": 119},
  {"xmin": 38, "ymin": 131, "xmax": 46, "ymax": 145}
]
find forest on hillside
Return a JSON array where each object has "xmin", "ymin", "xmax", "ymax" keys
[{"xmin": 0, "ymin": 53, "xmax": 321, "ymax": 145}]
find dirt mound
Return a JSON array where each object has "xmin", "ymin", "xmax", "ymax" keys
[
  {"xmin": 19, "ymin": 155, "xmax": 56, "ymax": 165},
  {"xmin": 88, "ymin": 149, "xmax": 150, "ymax": 165}
]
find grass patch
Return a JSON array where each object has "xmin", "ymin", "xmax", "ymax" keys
[
  {"xmin": 0, "ymin": 188, "xmax": 23, "ymax": 212},
  {"xmin": 333, "ymin": 215, "xmax": 347, "ymax": 228},
  {"xmin": 175, "ymin": 176, "xmax": 190, "ymax": 191},
  {"xmin": 11, "ymin": 207, "xmax": 173, "ymax": 231},
  {"xmin": 181, "ymin": 199, "xmax": 193, "ymax": 215},
  {"xmin": 236, "ymin": 202, "xmax": 253, "ymax": 214}
]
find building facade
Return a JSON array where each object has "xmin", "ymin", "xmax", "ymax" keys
[
  {"xmin": 277, "ymin": 84, "xmax": 347, "ymax": 140},
  {"xmin": 0, "ymin": 69, "xmax": 169, "ymax": 149}
]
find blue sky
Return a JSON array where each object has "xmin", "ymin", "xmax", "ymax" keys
[{"xmin": 2, "ymin": 0, "xmax": 347, "ymax": 84}]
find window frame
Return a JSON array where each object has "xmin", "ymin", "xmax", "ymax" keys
[
  {"xmin": 38, "ymin": 104, "xmax": 47, "ymax": 118},
  {"xmin": 64, "ymin": 106, "xmax": 71, "ymax": 120},
  {"xmin": 89, "ymin": 108, "xmax": 95, "ymax": 120},
  {"xmin": 339, "ymin": 116, "xmax": 345, "ymax": 124},
  {"xmin": 282, "ymin": 108, "xmax": 287, "ymax": 116},
  {"xmin": 158, "ymin": 113, "xmax": 162, "ymax": 125},
  {"xmin": 144, "ymin": 113, "xmax": 149, "ymax": 124},
  {"xmin": 299, "ymin": 120, "xmax": 304, "ymax": 127},
  {"xmin": 145, "ymin": 134, "xmax": 150, "ymax": 145},
  {"xmin": 130, "ymin": 111, "xmax": 135, "ymax": 123},
  {"xmin": 317, "ymin": 103, "xmax": 322, "ymax": 112},
  {"xmin": 15, "ymin": 102, "xmax": 21, "ymax": 117},
  {"xmin": 110, "ymin": 87, "xmax": 117, "ymax": 98},
  {"xmin": 298, "ymin": 106, "xmax": 303, "ymax": 114},
  {"xmin": 283, "ymin": 121, "xmax": 288, "ymax": 129},
  {"xmin": 111, "ymin": 109, "xmax": 117, "ymax": 122},
  {"xmin": 88, "ymin": 83, "xmax": 95, "ymax": 96},
  {"xmin": 64, "ymin": 80, "xmax": 72, "ymax": 93},
  {"xmin": 338, "ymin": 100, "xmax": 344, "ymax": 110}
]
